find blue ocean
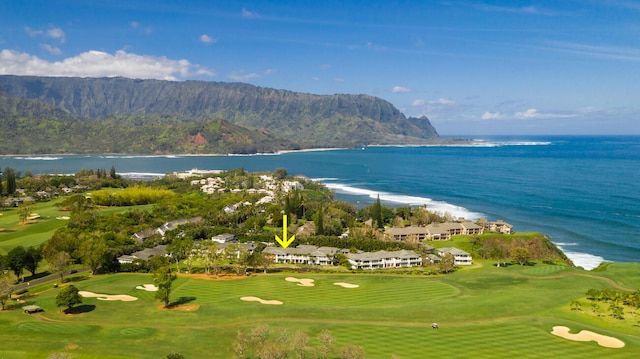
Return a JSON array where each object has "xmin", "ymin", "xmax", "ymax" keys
[{"xmin": 2, "ymin": 135, "xmax": 639, "ymax": 270}]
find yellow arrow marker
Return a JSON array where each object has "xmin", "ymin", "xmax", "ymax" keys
[{"xmin": 275, "ymin": 215, "xmax": 296, "ymax": 248}]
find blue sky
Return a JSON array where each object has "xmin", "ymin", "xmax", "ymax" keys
[{"xmin": 1, "ymin": 0, "xmax": 639, "ymax": 135}]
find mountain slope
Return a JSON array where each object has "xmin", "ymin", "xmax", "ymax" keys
[
  {"xmin": 0, "ymin": 75, "xmax": 440, "ymax": 148},
  {"xmin": 0, "ymin": 91, "xmax": 298, "ymax": 154}
]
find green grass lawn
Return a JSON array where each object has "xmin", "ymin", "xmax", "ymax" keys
[
  {"xmin": 0, "ymin": 201, "xmax": 154, "ymax": 254},
  {"xmin": 0, "ymin": 199, "xmax": 69, "ymax": 254},
  {"xmin": 1, "ymin": 264, "xmax": 638, "ymax": 358}
]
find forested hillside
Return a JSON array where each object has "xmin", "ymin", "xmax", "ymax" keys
[{"xmin": 0, "ymin": 75, "xmax": 442, "ymax": 153}]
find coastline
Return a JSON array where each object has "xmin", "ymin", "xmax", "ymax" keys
[
  {"xmin": 4, "ymin": 138, "xmax": 637, "ymax": 269},
  {"xmin": 0, "ymin": 147, "xmax": 350, "ymax": 158}
]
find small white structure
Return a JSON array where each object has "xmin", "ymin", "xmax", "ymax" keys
[
  {"xmin": 282, "ymin": 181, "xmax": 304, "ymax": 192},
  {"xmin": 437, "ymin": 247, "xmax": 472, "ymax": 266}
]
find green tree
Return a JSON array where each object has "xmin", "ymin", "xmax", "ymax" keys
[
  {"xmin": 56, "ymin": 285, "xmax": 82, "ymax": 313},
  {"xmin": 166, "ymin": 353, "xmax": 186, "ymax": 359},
  {"xmin": 274, "ymin": 168, "xmax": 288, "ymax": 180},
  {"xmin": 24, "ymin": 246, "xmax": 43, "ymax": 276},
  {"xmin": 68, "ymin": 200, "xmax": 99, "ymax": 229},
  {"xmin": 17, "ymin": 201, "xmax": 33, "ymax": 224},
  {"xmin": 0, "ymin": 272, "xmax": 15, "ymax": 311},
  {"xmin": 200, "ymin": 242, "xmax": 220, "ymax": 277},
  {"xmin": 570, "ymin": 300, "xmax": 582, "ymax": 311},
  {"xmin": 109, "ymin": 165, "xmax": 117, "ymax": 179},
  {"xmin": 487, "ymin": 242, "xmax": 509, "ymax": 267},
  {"xmin": 372, "ymin": 195, "xmax": 384, "ymax": 229},
  {"xmin": 609, "ymin": 303, "xmax": 624, "ymax": 319},
  {"xmin": 259, "ymin": 251, "xmax": 274, "ymax": 274},
  {"xmin": 225, "ymin": 243, "xmax": 248, "ymax": 276},
  {"xmin": 7, "ymin": 246, "xmax": 27, "ymax": 280},
  {"xmin": 153, "ymin": 265, "xmax": 176, "ymax": 308},
  {"xmin": 47, "ymin": 251, "xmax": 72, "ymax": 282},
  {"xmin": 586, "ymin": 288, "xmax": 601, "ymax": 300},
  {"xmin": 79, "ymin": 234, "xmax": 109, "ymax": 274},
  {"xmin": 510, "ymin": 247, "xmax": 532, "ymax": 266},
  {"xmin": 4, "ymin": 167, "xmax": 16, "ymax": 195},
  {"xmin": 314, "ymin": 206, "xmax": 325, "ymax": 235},
  {"xmin": 438, "ymin": 253, "xmax": 455, "ymax": 273},
  {"xmin": 167, "ymin": 238, "xmax": 194, "ymax": 274}
]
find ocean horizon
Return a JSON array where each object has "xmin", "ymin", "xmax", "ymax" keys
[{"xmin": 2, "ymin": 135, "xmax": 639, "ymax": 270}]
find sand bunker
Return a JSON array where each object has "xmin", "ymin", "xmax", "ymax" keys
[
  {"xmin": 333, "ymin": 282, "xmax": 359, "ymax": 288},
  {"xmin": 240, "ymin": 296, "xmax": 283, "ymax": 305},
  {"xmin": 551, "ymin": 326, "xmax": 624, "ymax": 348},
  {"xmin": 56, "ymin": 216, "xmax": 70, "ymax": 220},
  {"xmin": 285, "ymin": 277, "xmax": 315, "ymax": 287},
  {"xmin": 79, "ymin": 291, "xmax": 138, "ymax": 302},
  {"xmin": 136, "ymin": 284, "xmax": 159, "ymax": 292}
]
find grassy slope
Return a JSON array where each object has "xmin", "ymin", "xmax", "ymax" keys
[
  {"xmin": 0, "ymin": 263, "xmax": 638, "ymax": 358},
  {"xmin": 0, "ymin": 201, "xmax": 153, "ymax": 254},
  {"xmin": 0, "ymin": 199, "xmax": 68, "ymax": 254}
]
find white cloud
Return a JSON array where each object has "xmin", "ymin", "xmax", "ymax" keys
[
  {"xmin": 430, "ymin": 98, "xmax": 455, "ymax": 105},
  {"xmin": 25, "ymin": 27, "xmax": 43, "ymax": 37},
  {"xmin": 26, "ymin": 26, "xmax": 65, "ymax": 43},
  {"xmin": 199, "ymin": 34, "xmax": 216, "ymax": 44},
  {"xmin": 242, "ymin": 8, "xmax": 259, "ymax": 18},
  {"xmin": 39, "ymin": 44, "xmax": 63, "ymax": 55},
  {"xmin": 227, "ymin": 68, "xmax": 275, "ymax": 82},
  {"xmin": 515, "ymin": 108, "xmax": 539, "ymax": 118},
  {"xmin": 130, "ymin": 21, "xmax": 153, "ymax": 34},
  {"xmin": 514, "ymin": 108, "xmax": 576, "ymax": 119},
  {"xmin": 0, "ymin": 49, "xmax": 215, "ymax": 80},
  {"xmin": 481, "ymin": 111, "xmax": 502, "ymax": 120},
  {"xmin": 46, "ymin": 28, "xmax": 65, "ymax": 43},
  {"xmin": 411, "ymin": 99, "xmax": 425, "ymax": 106},
  {"xmin": 541, "ymin": 40, "xmax": 640, "ymax": 62},
  {"xmin": 480, "ymin": 5, "xmax": 539, "ymax": 14},
  {"xmin": 392, "ymin": 86, "xmax": 410, "ymax": 93}
]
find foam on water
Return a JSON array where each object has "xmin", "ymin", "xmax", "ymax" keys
[
  {"xmin": 560, "ymin": 249, "xmax": 605, "ymax": 270},
  {"xmin": 99, "ymin": 155, "xmax": 184, "ymax": 159},
  {"xmin": 323, "ymin": 181, "xmax": 482, "ymax": 220},
  {"xmin": 549, "ymin": 242, "xmax": 604, "ymax": 270},
  {"xmin": 468, "ymin": 140, "xmax": 552, "ymax": 147},
  {"xmin": 13, "ymin": 156, "xmax": 62, "ymax": 160}
]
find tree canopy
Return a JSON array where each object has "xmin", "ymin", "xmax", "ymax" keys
[{"xmin": 55, "ymin": 285, "xmax": 83, "ymax": 313}]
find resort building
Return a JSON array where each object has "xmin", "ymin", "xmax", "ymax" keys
[
  {"xmin": 211, "ymin": 233, "xmax": 236, "ymax": 243},
  {"xmin": 346, "ymin": 250, "xmax": 423, "ymax": 270},
  {"xmin": 262, "ymin": 245, "xmax": 348, "ymax": 265},
  {"xmin": 117, "ymin": 245, "xmax": 168, "ymax": 264},
  {"xmin": 385, "ymin": 220, "xmax": 484, "ymax": 242},
  {"xmin": 485, "ymin": 220, "xmax": 513, "ymax": 234},
  {"xmin": 384, "ymin": 226, "xmax": 430, "ymax": 242},
  {"xmin": 437, "ymin": 247, "xmax": 473, "ymax": 266}
]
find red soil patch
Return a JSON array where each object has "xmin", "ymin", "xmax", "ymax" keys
[{"xmin": 157, "ymin": 304, "xmax": 200, "ymax": 312}]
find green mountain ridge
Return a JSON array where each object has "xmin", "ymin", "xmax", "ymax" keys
[{"xmin": 0, "ymin": 75, "xmax": 443, "ymax": 154}]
